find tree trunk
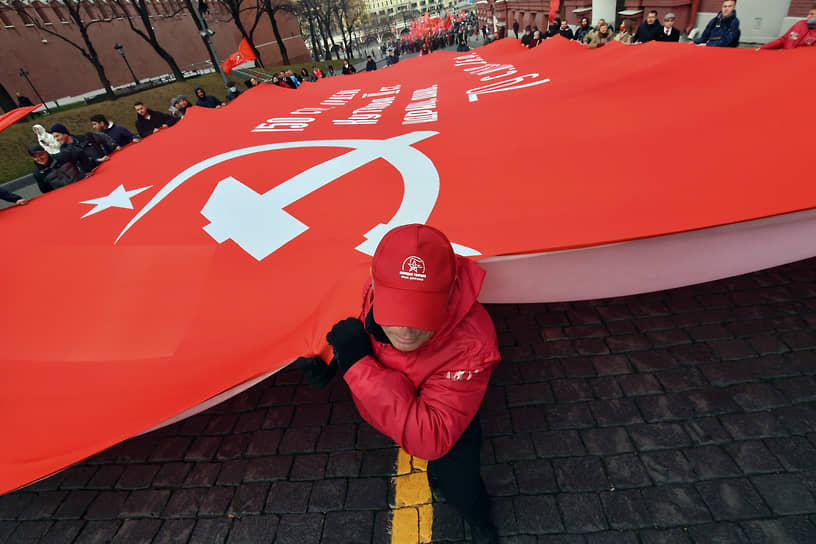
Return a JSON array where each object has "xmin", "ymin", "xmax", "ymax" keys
[
  {"xmin": 265, "ymin": 7, "xmax": 290, "ymax": 65},
  {"xmin": 132, "ymin": 1, "xmax": 186, "ymax": 81},
  {"xmin": 183, "ymin": 0, "xmax": 223, "ymax": 72},
  {"xmin": 307, "ymin": 14, "xmax": 323, "ymax": 60}
]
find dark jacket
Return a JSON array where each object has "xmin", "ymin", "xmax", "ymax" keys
[
  {"xmin": 225, "ymin": 87, "xmax": 243, "ymax": 103},
  {"xmin": 17, "ymin": 95, "xmax": 33, "ymax": 108},
  {"xmin": 0, "ymin": 187, "xmax": 23, "ymax": 203},
  {"xmin": 194, "ymin": 87, "xmax": 222, "ymax": 108},
  {"xmin": 102, "ymin": 122, "xmax": 137, "ymax": 147},
  {"xmin": 365, "ymin": 59, "xmax": 377, "ymax": 71},
  {"xmin": 694, "ymin": 10, "xmax": 740, "ymax": 47},
  {"xmin": 574, "ymin": 25, "xmax": 592, "ymax": 43},
  {"xmin": 135, "ymin": 109, "xmax": 174, "ymax": 139},
  {"xmin": 342, "ymin": 63, "xmax": 357, "ymax": 74},
  {"xmin": 633, "ymin": 21, "xmax": 662, "ymax": 43},
  {"xmin": 559, "ymin": 27, "xmax": 574, "ymax": 40},
  {"xmin": 655, "ymin": 26, "xmax": 681, "ymax": 42},
  {"xmin": 32, "ymin": 149, "xmax": 85, "ymax": 193},
  {"xmin": 60, "ymin": 131, "xmax": 118, "ymax": 174}
]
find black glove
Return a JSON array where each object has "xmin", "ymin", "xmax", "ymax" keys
[
  {"xmin": 294, "ymin": 356, "xmax": 337, "ymax": 389},
  {"xmin": 326, "ymin": 318, "xmax": 372, "ymax": 374}
]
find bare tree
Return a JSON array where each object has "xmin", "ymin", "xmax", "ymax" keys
[
  {"xmin": 13, "ymin": 0, "xmax": 116, "ymax": 98},
  {"xmin": 261, "ymin": 0, "xmax": 292, "ymax": 66},
  {"xmin": 218, "ymin": 0, "xmax": 265, "ymax": 65},
  {"xmin": 110, "ymin": 0, "xmax": 188, "ymax": 81}
]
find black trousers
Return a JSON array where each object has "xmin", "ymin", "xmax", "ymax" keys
[{"xmin": 426, "ymin": 412, "xmax": 490, "ymax": 526}]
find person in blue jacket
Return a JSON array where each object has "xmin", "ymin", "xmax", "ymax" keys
[{"xmin": 695, "ymin": 0, "xmax": 741, "ymax": 47}]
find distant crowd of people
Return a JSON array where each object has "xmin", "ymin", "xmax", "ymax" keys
[{"xmin": 516, "ymin": 0, "xmax": 815, "ymax": 50}]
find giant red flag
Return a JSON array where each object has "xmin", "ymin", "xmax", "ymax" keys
[
  {"xmin": 1, "ymin": 38, "xmax": 815, "ymax": 494},
  {"xmin": 0, "ymin": 104, "xmax": 41, "ymax": 134}
]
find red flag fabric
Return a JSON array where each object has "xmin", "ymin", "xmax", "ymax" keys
[
  {"xmin": 549, "ymin": 0, "xmax": 561, "ymax": 23},
  {"xmin": 221, "ymin": 38, "xmax": 258, "ymax": 74},
  {"xmin": 0, "ymin": 104, "xmax": 41, "ymax": 134},
  {"xmin": 1, "ymin": 39, "xmax": 814, "ymax": 494}
]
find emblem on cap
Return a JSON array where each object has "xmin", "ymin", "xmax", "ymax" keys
[{"xmin": 400, "ymin": 256, "xmax": 426, "ymax": 281}]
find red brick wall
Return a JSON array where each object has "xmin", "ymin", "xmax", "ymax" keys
[
  {"xmin": 789, "ymin": 0, "xmax": 814, "ymax": 17},
  {"xmin": 699, "ymin": 0, "xmax": 721, "ymax": 12},
  {"xmin": 0, "ymin": 0, "xmax": 308, "ymax": 102}
]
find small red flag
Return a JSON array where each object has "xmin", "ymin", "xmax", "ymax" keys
[
  {"xmin": 549, "ymin": 0, "xmax": 561, "ymax": 23},
  {"xmin": 221, "ymin": 38, "xmax": 258, "ymax": 74}
]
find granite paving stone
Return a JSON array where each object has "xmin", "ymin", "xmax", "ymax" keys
[
  {"xmin": 229, "ymin": 482, "xmax": 270, "ymax": 515},
  {"xmin": 641, "ymin": 486, "xmax": 712, "ymax": 525},
  {"xmin": 188, "ymin": 517, "xmax": 231, "ymax": 543},
  {"xmin": 553, "ymin": 457, "xmax": 609, "ymax": 492},
  {"xmin": 683, "ymin": 446, "xmax": 742, "ymax": 480},
  {"xmin": 291, "ymin": 453, "xmax": 329, "ymax": 480},
  {"xmin": 600, "ymin": 489, "xmax": 651, "ymax": 529},
  {"xmin": 584, "ymin": 530, "xmax": 638, "ymax": 544},
  {"xmin": 226, "ymin": 513, "xmax": 279, "ymax": 543},
  {"xmin": 183, "ymin": 462, "xmax": 221, "ymax": 487},
  {"xmin": 636, "ymin": 393, "xmax": 695, "ymax": 422},
  {"xmin": 739, "ymin": 516, "xmax": 816, "ymax": 543},
  {"xmin": 628, "ymin": 423, "xmax": 692, "ymax": 451},
  {"xmin": 72, "ymin": 521, "xmax": 124, "ymax": 544},
  {"xmin": 581, "ymin": 427, "xmax": 633, "ymax": 455},
  {"xmin": 697, "ymin": 479, "xmax": 771, "ymax": 520},
  {"xmin": 686, "ymin": 522, "xmax": 747, "ymax": 543},
  {"xmin": 264, "ymin": 481, "xmax": 311, "ymax": 514},
  {"xmin": 482, "ymin": 463, "xmax": 518, "ymax": 497},
  {"xmin": 532, "ymin": 430, "xmax": 585, "ymax": 458},
  {"xmin": 152, "ymin": 519, "xmax": 196, "ymax": 544},
  {"xmin": 773, "ymin": 403, "xmax": 816, "ymax": 434},
  {"xmin": 514, "ymin": 495, "xmax": 563, "ymax": 534},
  {"xmin": 765, "ymin": 436, "xmax": 816, "ymax": 471},
  {"xmin": 509, "ymin": 405, "xmax": 549, "ymax": 432},
  {"xmin": 322, "ymin": 511, "xmax": 374, "ymax": 543},
  {"xmin": 39, "ymin": 519, "xmax": 85, "ymax": 544},
  {"xmin": 492, "ymin": 434, "xmax": 537, "ymax": 462},
  {"xmin": 215, "ymin": 434, "xmax": 251, "ymax": 460},
  {"xmin": 8, "ymin": 520, "xmax": 53, "ymax": 542},
  {"xmin": 345, "ymin": 478, "xmax": 386, "ymax": 510},
  {"xmin": 513, "ymin": 459, "xmax": 558, "ymax": 494},
  {"xmin": 120, "ymin": 489, "xmax": 170, "ymax": 518},
  {"xmin": 589, "ymin": 399, "xmax": 642, "ymax": 427},
  {"xmin": 558, "ymin": 493, "xmax": 607, "ymax": 533},
  {"xmin": 683, "ymin": 417, "xmax": 731, "ymax": 445},
  {"xmin": 724, "ymin": 440, "xmax": 783, "ymax": 475},
  {"xmin": 604, "ymin": 454, "xmax": 652, "ymax": 488},
  {"xmin": 110, "ymin": 518, "xmax": 161, "ymax": 543},
  {"xmin": 750, "ymin": 474, "xmax": 816, "ymax": 515}
]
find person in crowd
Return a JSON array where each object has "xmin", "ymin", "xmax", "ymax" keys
[
  {"xmin": 0, "ymin": 187, "xmax": 27, "ymax": 206},
  {"xmin": 386, "ymin": 50, "xmax": 398, "ymax": 66},
  {"xmin": 574, "ymin": 17, "xmax": 592, "ymax": 43},
  {"xmin": 558, "ymin": 19, "xmax": 574, "ymax": 40},
  {"xmin": 134, "ymin": 102, "xmax": 174, "ymax": 138},
  {"xmin": 365, "ymin": 55, "xmax": 377, "ymax": 71},
  {"xmin": 300, "ymin": 67, "xmax": 316, "ymax": 82},
  {"xmin": 194, "ymin": 86, "xmax": 223, "ymax": 108},
  {"xmin": 312, "ymin": 65, "xmax": 324, "ymax": 79},
  {"xmin": 32, "ymin": 124, "xmax": 61, "ymax": 154},
  {"xmin": 50, "ymin": 122, "xmax": 118, "ymax": 174},
  {"xmin": 656, "ymin": 12, "xmax": 681, "ymax": 42},
  {"xmin": 547, "ymin": 17, "xmax": 561, "ymax": 38},
  {"xmin": 283, "ymin": 70, "xmax": 301, "ymax": 88},
  {"xmin": 529, "ymin": 30, "xmax": 543, "ymax": 47},
  {"xmin": 421, "ymin": 41, "xmax": 431, "ymax": 55},
  {"xmin": 633, "ymin": 10, "xmax": 662, "ymax": 43},
  {"xmin": 327, "ymin": 65, "xmax": 336, "ymax": 76},
  {"xmin": 520, "ymin": 26, "xmax": 533, "ymax": 46},
  {"xmin": 587, "ymin": 19, "xmax": 615, "ymax": 47},
  {"xmin": 296, "ymin": 224, "xmax": 501, "ymax": 544},
  {"xmin": 615, "ymin": 20, "xmax": 634, "ymax": 43},
  {"xmin": 342, "ymin": 59, "xmax": 357, "ymax": 74},
  {"xmin": 457, "ymin": 39, "xmax": 470, "ymax": 51},
  {"xmin": 170, "ymin": 95, "xmax": 192, "ymax": 120},
  {"xmin": 513, "ymin": 19, "xmax": 520, "ymax": 38},
  {"xmin": 225, "ymin": 81, "xmax": 243, "ymax": 102},
  {"xmin": 760, "ymin": 3, "xmax": 816, "ymax": 49},
  {"xmin": 90, "ymin": 114, "xmax": 139, "ymax": 147},
  {"xmin": 28, "ymin": 144, "xmax": 85, "ymax": 194},
  {"xmin": 245, "ymin": 76, "xmax": 261, "ymax": 89},
  {"xmin": 694, "ymin": 0, "xmax": 740, "ymax": 47},
  {"xmin": 16, "ymin": 92, "xmax": 33, "ymax": 108}
]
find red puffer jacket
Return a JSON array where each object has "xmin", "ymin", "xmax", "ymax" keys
[
  {"xmin": 343, "ymin": 255, "xmax": 501, "ymax": 460},
  {"xmin": 761, "ymin": 20, "xmax": 816, "ymax": 49}
]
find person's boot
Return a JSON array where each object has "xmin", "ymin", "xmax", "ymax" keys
[{"xmin": 468, "ymin": 520, "xmax": 498, "ymax": 544}]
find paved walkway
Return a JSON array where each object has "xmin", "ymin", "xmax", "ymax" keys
[{"xmin": 2, "ymin": 256, "xmax": 816, "ymax": 543}]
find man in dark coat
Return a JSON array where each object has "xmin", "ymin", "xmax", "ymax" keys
[
  {"xmin": 694, "ymin": 0, "xmax": 740, "ymax": 47},
  {"xmin": 29, "ymin": 144, "xmax": 85, "ymax": 194},
  {"xmin": 633, "ymin": 10, "xmax": 662, "ymax": 43},
  {"xmin": 50, "ymin": 123, "xmax": 118, "ymax": 174},
  {"xmin": 134, "ymin": 102, "xmax": 174, "ymax": 139},
  {"xmin": 558, "ymin": 19, "xmax": 574, "ymax": 40},
  {"xmin": 90, "ymin": 114, "xmax": 139, "ymax": 147},
  {"xmin": 16, "ymin": 92, "xmax": 33, "ymax": 108},
  {"xmin": 194, "ymin": 86, "xmax": 223, "ymax": 108},
  {"xmin": 365, "ymin": 55, "xmax": 377, "ymax": 71}
]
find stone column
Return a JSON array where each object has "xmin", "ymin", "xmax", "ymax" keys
[{"xmin": 592, "ymin": 0, "xmax": 617, "ymax": 24}]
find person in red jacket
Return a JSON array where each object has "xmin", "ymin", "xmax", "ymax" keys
[
  {"xmin": 760, "ymin": 4, "xmax": 816, "ymax": 49},
  {"xmin": 297, "ymin": 224, "xmax": 501, "ymax": 543}
]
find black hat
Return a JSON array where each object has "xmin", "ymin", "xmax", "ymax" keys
[
  {"xmin": 50, "ymin": 123, "xmax": 69, "ymax": 135},
  {"xmin": 28, "ymin": 143, "xmax": 46, "ymax": 155}
]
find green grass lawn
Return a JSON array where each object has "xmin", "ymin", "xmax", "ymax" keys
[{"xmin": 0, "ymin": 60, "xmax": 356, "ymax": 185}]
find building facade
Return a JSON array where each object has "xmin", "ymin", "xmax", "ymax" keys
[
  {"xmin": 477, "ymin": 0, "xmax": 812, "ymax": 43},
  {"xmin": 0, "ymin": 0, "xmax": 309, "ymax": 105}
]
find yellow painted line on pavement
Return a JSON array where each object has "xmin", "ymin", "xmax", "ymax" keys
[{"xmin": 391, "ymin": 449, "xmax": 433, "ymax": 544}]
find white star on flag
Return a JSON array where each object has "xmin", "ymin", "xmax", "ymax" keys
[{"xmin": 80, "ymin": 184, "xmax": 152, "ymax": 218}]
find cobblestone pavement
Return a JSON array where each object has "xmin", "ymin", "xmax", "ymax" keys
[{"xmin": 2, "ymin": 257, "xmax": 816, "ymax": 543}]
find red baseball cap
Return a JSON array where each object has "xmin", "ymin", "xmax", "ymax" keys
[{"xmin": 371, "ymin": 224, "xmax": 456, "ymax": 332}]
